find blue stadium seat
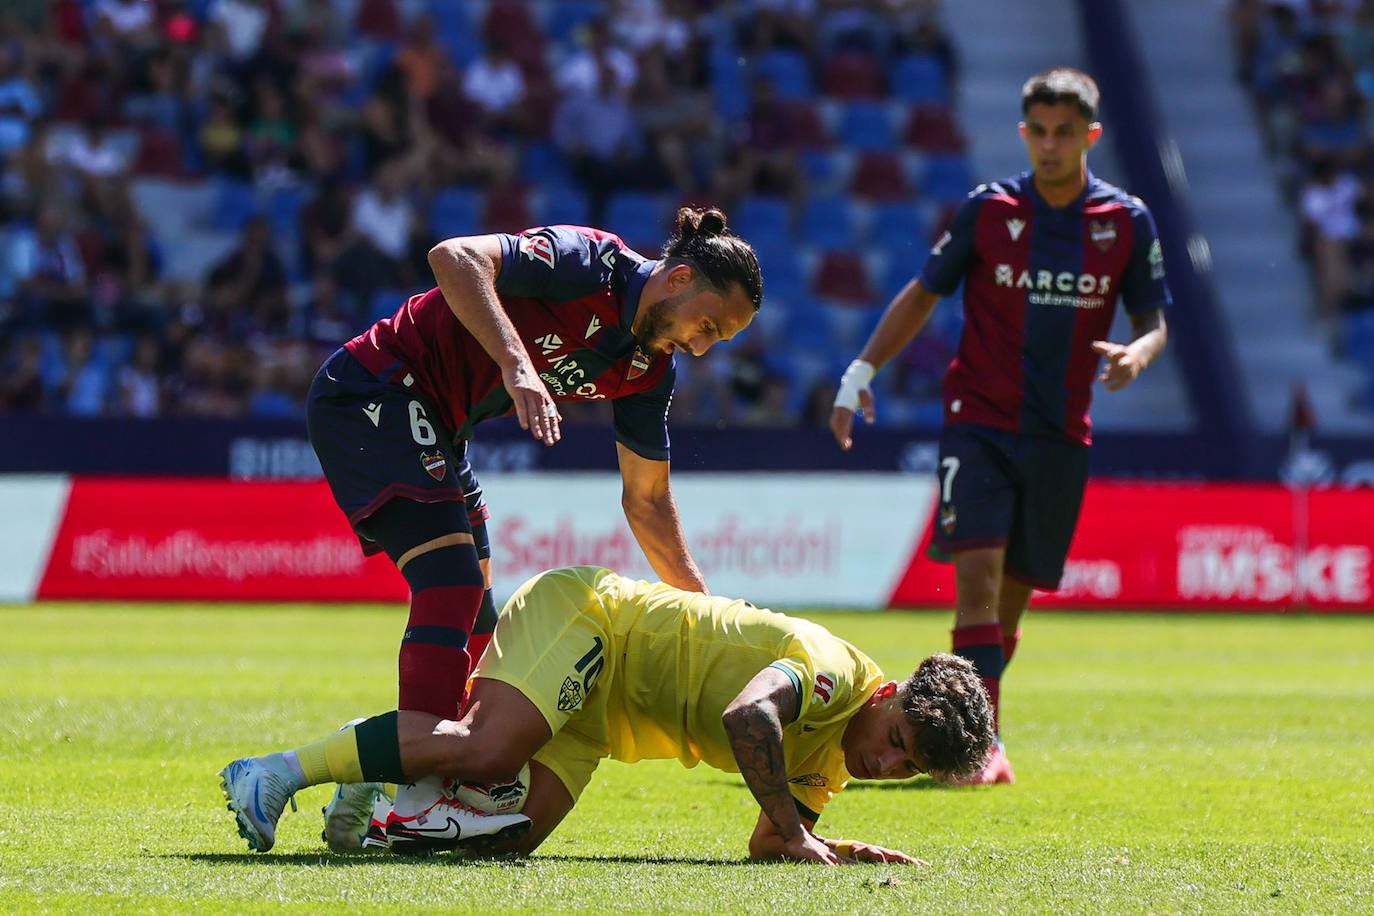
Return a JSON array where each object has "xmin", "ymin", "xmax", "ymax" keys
[
  {"xmin": 733, "ymin": 195, "xmax": 793, "ymax": 251},
  {"xmin": 539, "ymin": 186, "xmax": 590, "ymax": 227},
  {"xmin": 869, "ymin": 199, "xmax": 929, "ymax": 250},
  {"xmin": 798, "ymin": 148, "xmax": 853, "ymax": 196},
  {"xmin": 754, "ymin": 48, "xmax": 815, "ymax": 100},
  {"xmin": 603, "ymin": 191, "xmax": 670, "ymax": 245},
  {"xmin": 799, "ymin": 194, "xmax": 861, "ymax": 249},
  {"xmin": 519, "ymin": 139, "xmax": 572, "ymax": 187},
  {"xmin": 890, "ymin": 53, "xmax": 949, "ymax": 105},
  {"xmin": 836, "ymin": 101, "xmax": 898, "ymax": 151},
  {"xmin": 919, "ymin": 153, "xmax": 974, "ymax": 204},
  {"xmin": 428, "ymin": 186, "xmax": 481, "ymax": 238}
]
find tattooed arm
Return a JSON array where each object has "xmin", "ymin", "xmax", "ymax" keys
[{"xmin": 723, "ymin": 666, "xmax": 842, "ymax": 864}]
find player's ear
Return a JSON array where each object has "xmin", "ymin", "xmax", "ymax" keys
[
  {"xmin": 874, "ymin": 681, "xmax": 898, "ymax": 701},
  {"xmin": 668, "ymin": 263, "xmax": 695, "ymax": 291},
  {"xmin": 1017, "ymin": 121, "xmax": 1027, "ymax": 141},
  {"xmin": 1087, "ymin": 122, "xmax": 1103, "ymax": 146}
]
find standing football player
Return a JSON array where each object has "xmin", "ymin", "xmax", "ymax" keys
[
  {"xmin": 829, "ymin": 67, "xmax": 1170, "ymax": 783},
  {"xmin": 220, "ymin": 208, "xmax": 762, "ymax": 853}
]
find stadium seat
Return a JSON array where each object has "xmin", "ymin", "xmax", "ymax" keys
[
  {"xmin": 733, "ymin": 195, "xmax": 793, "ymax": 249},
  {"xmin": 539, "ymin": 186, "xmax": 590, "ymax": 227},
  {"xmin": 811, "ymin": 248, "xmax": 877, "ymax": 306},
  {"xmin": 754, "ymin": 48, "xmax": 815, "ymax": 101},
  {"xmin": 482, "ymin": 183, "xmax": 533, "ymax": 233},
  {"xmin": 849, "ymin": 150, "xmax": 914, "ymax": 201},
  {"xmin": 903, "ymin": 104, "xmax": 966, "ymax": 153},
  {"xmin": 890, "ymin": 52, "xmax": 949, "ymax": 105},
  {"xmin": 799, "ymin": 194, "xmax": 861, "ymax": 249},
  {"xmin": 869, "ymin": 198, "xmax": 931, "ymax": 263},
  {"xmin": 604, "ymin": 191, "xmax": 670, "ymax": 246},
  {"xmin": 836, "ymin": 100, "xmax": 899, "ymax": 151},
  {"xmin": 428, "ymin": 186, "xmax": 482, "ymax": 238},
  {"xmin": 820, "ymin": 50, "xmax": 886, "ymax": 100},
  {"xmin": 799, "ymin": 148, "xmax": 854, "ymax": 197},
  {"xmin": 919, "ymin": 153, "xmax": 975, "ymax": 204},
  {"xmin": 783, "ymin": 99, "xmax": 832, "ymax": 150}
]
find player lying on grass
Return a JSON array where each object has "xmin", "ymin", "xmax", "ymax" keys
[{"xmin": 221, "ymin": 566, "xmax": 994, "ymax": 863}]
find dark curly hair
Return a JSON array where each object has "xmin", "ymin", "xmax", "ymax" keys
[
  {"xmin": 897, "ymin": 653, "xmax": 995, "ymax": 782},
  {"xmin": 661, "ymin": 207, "xmax": 764, "ymax": 312}
]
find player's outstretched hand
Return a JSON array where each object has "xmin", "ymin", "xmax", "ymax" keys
[
  {"xmin": 782, "ymin": 832, "xmax": 846, "ymax": 865},
  {"xmin": 504, "ymin": 360, "xmax": 561, "ymax": 444},
  {"xmin": 831, "ymin": 359, "xmax": 877, "ymax": 450},
  {"xmin": 836, "ymin": 840, "xmax": 926, "ymax": 866},
  {"xmin": 1090, "ymin": 340, "xmax": 1144, "ymax": 392}
]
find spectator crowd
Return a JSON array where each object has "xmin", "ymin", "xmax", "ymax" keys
[{"xmin": 0, "ymin": 0, "xmax": 966, "ymax": 426}]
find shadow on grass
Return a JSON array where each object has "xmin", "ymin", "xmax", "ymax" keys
[
  {"xmin": 702, "ymin": 775, "xmax": 953, "ymax": 793},
  {"xmin": 171, "ymin": 851, "xmax": 749, "ymax": 867}
]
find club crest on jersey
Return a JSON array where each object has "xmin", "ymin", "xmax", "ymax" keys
[
  {"xmin": 940, "ymin": 505, "xmax": 958, "ymax": 534},
  {"xmin": 626, "ymin": 347, "xmax": 651, "ymax": 381},
  {"xmin": 420, "ymin": 450, "xmax": 447, "ymax": 481},
  {"xmin": 520, "ymin": 232, "xmax": 557, "ymax": 268},
  {"xmin": 557, "ymin": 676, "xmax": 584, "ymax": 711},
  {"xmin": 1089, "ymin": 219, "xmax": 1117, "ymax": 252}
]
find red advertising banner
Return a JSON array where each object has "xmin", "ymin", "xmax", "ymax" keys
[
  {"xmin": 37, "ymin": 478, "xmax": 407, "ymax": 601},
  {"xmin": 887, "ymin": 482, "xmax": 1374, "ymax": 611}
]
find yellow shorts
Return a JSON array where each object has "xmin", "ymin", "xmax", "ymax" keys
[{"xmin": 473, "ymin": 568, "xmax": 619, "ymax": 802}]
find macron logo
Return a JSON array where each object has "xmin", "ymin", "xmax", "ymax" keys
[
  {"xmin": 362, "ymin": 403, "xmax": 381, "ymax": 427},
  {"xmin": 1006, "ymin": 219, "xmax": 1026, "ymax": 241},
  {"xmin": 535, "ymin": 333, "xmax": 562, "ymax": 355},
  {"xmin": 586, "ymin": 315, "xmax": 602, "ymax": 338}
]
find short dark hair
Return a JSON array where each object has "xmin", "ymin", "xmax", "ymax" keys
[
  {"xmin": 661, "ymin": 207, "xmax": 764, "ymax": 312},
  {"xmin": 1021, "ymin": 67, "xmax": 1101, "ymax": 122},
  {"xmin": 897, "ymin": 653, "xmax": 995, "ymax": 782}
]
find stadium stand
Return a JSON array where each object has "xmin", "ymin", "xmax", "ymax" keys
[{"xmin": 0, "ymin": 0, "xmax": 1012, "ymax": 431}]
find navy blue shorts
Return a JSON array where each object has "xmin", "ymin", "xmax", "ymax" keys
[
  {"xmin": 930, "ymin": 423, "xmax": 1089, "ymax": 590},
  {"xmin": 306, "ymin": 349, "xmax": 490, "ymax": 554}
]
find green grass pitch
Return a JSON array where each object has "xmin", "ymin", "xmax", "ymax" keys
[{"xmin": 1, "ymin": 602, "xmax": 1371, "ymax": 914}]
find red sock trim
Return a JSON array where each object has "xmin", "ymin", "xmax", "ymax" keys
[{"xmin": 952, "ymin": 623, "xmax": 1003, "ymax": 649}]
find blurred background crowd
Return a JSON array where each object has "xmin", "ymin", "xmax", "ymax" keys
[{"xmin": 0, "ymin": 0, "xmax": 1368, "ymax": 431}]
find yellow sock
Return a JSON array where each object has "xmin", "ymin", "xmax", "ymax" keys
[{"xmin": 293, "ymin": 726, "xmax": 366, "ymax": 786}]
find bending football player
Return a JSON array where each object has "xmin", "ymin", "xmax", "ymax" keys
[{"xmin": 221, "ymin": 566, "xmax": 994, "ymax": 864}]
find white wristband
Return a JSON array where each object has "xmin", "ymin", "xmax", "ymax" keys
[{"xmin": 833, "ymin": 359, "xmax": 875, "ymax": 411}]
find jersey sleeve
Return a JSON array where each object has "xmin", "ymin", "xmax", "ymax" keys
[
  {"xmin": 495, "ymin": 226, "xmax": 622, "ymax": 300},
  {"xmin": 918, "ymin": 192, "xmax": 983, "ymax": 296},
  {"xmin": 612, "ymin": 363, "xmax": 675, "ymax": 460},
  {"xmin": 1119, "ymin": 204, "xmax": 1172, "ymax": 315}
]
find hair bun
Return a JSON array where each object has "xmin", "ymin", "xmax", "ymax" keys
[{"xmin": 677, "ymin": 206, "xmax": 728, "ymax": 238}]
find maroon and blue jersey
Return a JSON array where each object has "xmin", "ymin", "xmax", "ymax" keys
[
  {"xmin": 919, "ymin": 171, "xmax": 1171, "ymax": 444},
  {"xmin": 344, "ymin": 225, "xmax": 675, "ymax": 459}
]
